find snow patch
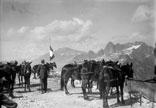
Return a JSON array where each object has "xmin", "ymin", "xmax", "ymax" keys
[
  {"xmin": 126, "ymin": 45, "xmax": 141, "ymax": 50},
  {"xmin": 122, "ymin": 45, "xmax": 141, "ymax": 55}
]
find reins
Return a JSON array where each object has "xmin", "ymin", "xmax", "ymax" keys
[{"xmin": 126, "ymin": 78, "xmax": 156, "ymax": 84}]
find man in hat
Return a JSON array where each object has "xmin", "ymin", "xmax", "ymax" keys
[
  {"xmin": 154, "ymin": 44, "xmax": 156, "ymax": 75},
  {"xmin": 37, "ymin": 59, "xmax": 48, "ymax": 94}
]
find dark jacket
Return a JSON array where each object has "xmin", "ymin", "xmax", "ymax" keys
[{"xmin": 37, "ymin": 64, "xmax": 48, "ymax": 79}]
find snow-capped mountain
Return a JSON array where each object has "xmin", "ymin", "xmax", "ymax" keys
[
  {"xmin": 95, "ymin": 41, "xmax": 155, "ymax": 89},
  {"xmin": 71, "ymin": 41, "xmax": 155, "ymax": 88},
  {"xmin": 32, "ymin": 41, "xmax": 155, "ymax": 86}
]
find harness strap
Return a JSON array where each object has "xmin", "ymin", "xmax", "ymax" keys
[
  {"xmin": 103, "ymin": 78, "xmax": 118, "ymax": 82},
  {"xmin": 80, "ymin": 72, "xmax": 94, "ymax": 75}
]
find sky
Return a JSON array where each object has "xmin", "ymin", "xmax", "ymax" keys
[{"xmin": 0, "ymin": 0, "xmax": 155, "ymax": 61}]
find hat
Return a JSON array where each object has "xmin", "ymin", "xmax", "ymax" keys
[{"xmin": 41, "ymin": 59, "xmax": 45, "ymax": 64}]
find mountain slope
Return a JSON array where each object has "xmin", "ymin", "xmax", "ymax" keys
[
  {"xmin": 32, "ymin": 47, "xmax": 86, "ymax": 71},
  {"xmin": 32, "ymin": 41, "xmax": 155, "ymax": 85}
]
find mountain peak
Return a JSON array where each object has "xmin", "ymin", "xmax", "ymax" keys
[{"xmin": 104, "ymin": 42, "xmax": 115, "ymax": 54}]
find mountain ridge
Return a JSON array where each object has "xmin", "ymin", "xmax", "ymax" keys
[{"xmin": 32, "ymin": 41, "xmax": 155, "ymax": 85}]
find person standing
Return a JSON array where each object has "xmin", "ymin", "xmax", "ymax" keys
[{"xmin": 37, "ymin": 59, "xmax": 48, "ymax": 94}]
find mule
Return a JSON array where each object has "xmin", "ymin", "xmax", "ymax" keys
[
  {"xmin": 80, "ymin": 60, "xmax": 104, "ymax": 99},
  {"xmin": 21, "ymin": 61, "xmax": 32, "ymax": 92},
  {"xmin": 60, "ymin": 63, "xmax": 79, "ymax": 94},
  {"xmin": 0, "ymin": 61, "xmax": 18, "ymax": 97},
  {"xmin": 99, "ymin": 62, "xmax": 134, "ymax": 108},
  {"xmin": 16, "ymin": 64, "xmax": 24, "ymax": 87}
]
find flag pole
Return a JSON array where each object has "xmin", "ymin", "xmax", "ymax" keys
[{"xmin": 49, "ymin": 37, "xmax": 51, "ymax": 63}]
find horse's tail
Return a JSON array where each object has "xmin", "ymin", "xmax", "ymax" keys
[{"xmin": 60, "ymin": 68, "xmax": 65, "ymax": 90}]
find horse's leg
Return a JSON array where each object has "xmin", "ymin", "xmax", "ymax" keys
[
  {"xmin": 24, "ymin": 76, "xmax": 26, "ymax": 92},
  {"xmin": 88, "ymin": 80, "xmax": 92, "ymax": 94},
  {"xmin": 6, "ymin": 76, "xmax": 13, "ymax": 98},
  {"xmin": 120, "ymin": 84, "xmax": 125, "ymax": 104},
  {"xmin": 21, "ymin": 75, "xmax": 23, "ymax": 87},
  {"xmin": 71, "ymin": 77, "xmax": 75, "ymax": 88},
  {"xmin": 64, "ymin": 78, "xmax": 70, "ymax": 94},
  {"xmin": 33, "ymin": 71, "xmax": 36, "ymax": 79},
  {"xmin": 97, "ymin": 80, "xmax": 99, "ymax": 90},
  {"xmin": 18, "ymin": 74, "xmax": 20, "ymax": 87},
  {"xmin": 81, "ymin": 78, "xmax": 88, "ymax": 100},
  {"xmin": 11, "ymin": 73, "xmax": 16, "ymax": 91},
  {"xmin": 64, "ymin": 70, "xmax": 74, "ymax": 94},
  {"xmin": 99, "ymin": 85, "xmax": 102, "ymax": 99},
  {"xmin": 109, "ymin": 87, "xmax": 113, "ymax": 96},
  {"xmin": 129, "ymin": 93, "xmax": 132, "ymax": 106},
  {"xmin": 116, "ymin": 85, "xmax": 120, "ymax": 103},
  {"xmin": 103, "ymin": 86, "xmax": 109, "ymax": 108},
  {"xmin": 28, "ymin": 76, "xmax": 31, "ymax": 92}
]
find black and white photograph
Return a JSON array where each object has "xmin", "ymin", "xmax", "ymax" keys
[{"xmin": 0, "ymin": 0, "xmax": 156, "ymax": 108}]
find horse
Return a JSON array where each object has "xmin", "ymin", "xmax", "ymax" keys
[
  {"xmin": 21, "ymin": 61, "xmax": 32, "ymax": 92},
  {"xmin": 60, "ymin": 63, "xmax": 79, "ymax": 94},
  {"xmin": 71, "ymin": 59, "xmax": 105, "ymax": 89},
  {"xmin": 16, "ymin": 64, "xmax": 24, "ymax": 87},
  {"xmin": 33, "ymin": 62, "xmax": 57, "ymax": 79},
  {"xmin": 99, "ymin": 62, "xmax": 134, "ymax": 108},
  {"xmin": 0, "ymin": 61, "xmax": 18, "ymax": 97},
  {"xmin": 80, "ymin": 59, "xmax": 104, "ymax": 99}
]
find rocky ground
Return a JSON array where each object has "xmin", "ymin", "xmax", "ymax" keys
[{"xmin": 2, "ymin": 76, "xmax": 156, "ymax": 108}]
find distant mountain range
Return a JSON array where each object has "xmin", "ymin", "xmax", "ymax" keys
[
  {"xmin": 32, "ymin": 41, "xmax": 155, "ymax": 87},
  {"xmin": 32, "ymin": 47, "xmax": 86, "ymax": 71}
]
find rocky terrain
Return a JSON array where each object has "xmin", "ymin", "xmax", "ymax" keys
[
  {"xmin": 2, "ymin": 76, "xmax": 156, "ymax": 108},
  {"xmin": 9, "ymin": 41, "xmax": 154, "ymax": 108}
]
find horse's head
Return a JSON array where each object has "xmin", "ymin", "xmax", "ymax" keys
[
  {"xmin": 53, "ymin": 62, "xmax": 57, "ymax": 68},
  {"xmin": 7, "ymin": 61, "xmax": 18, "ymax": 73},
  {"xmin": 101, "ymin": 59, "xmax": 106, "ymax": 66},
  {"xmin": 83, "ymin": 60, "xmax": 89, "ymax": 67},
  {"xmin": 94, "ymin": 61, "xmax": 103, "ymax": 75},
  {"xmin": 23, "ymin": 62, "xmax": 32, "ymax": 74},
  {"xmin": 121, "ymin": 62, "xmax": 134, "ymax": 79},
  {"xmin": 48, "ymin": 62, "xmax": 57, "ymax": 70}
]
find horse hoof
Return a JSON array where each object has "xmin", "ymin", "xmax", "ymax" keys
[
  {"xmin": 65, "ymin": 92, "xmax": 69, "ymax": 95},
  {"xmin": 84, "ymin": 96, "xmax": 89, "ymax": 100},
  {"xmin": 117, "ymin": 100, "xmax": 120, "ymax": 103},
  {"xmin": 122, "ymin": 101, "xmax": 125, "ymax": 104}
]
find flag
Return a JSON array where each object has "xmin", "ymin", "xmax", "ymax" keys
[{"xmin": 50, "ymin": 45, "xmax": 55, "ymax": 60}]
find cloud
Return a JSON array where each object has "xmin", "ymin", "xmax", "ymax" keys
[
  {"xmin": 30, "ymin": 18, "xmax": 93, "ymax": 42},
  {"xmin": 17, "ymin": 26, "xmax": 29, "ymax": 33},
  {"xmin": 5, "ymin": 18, "xmax": 93, "ymax": 42},
  {"xmin": 132, "ymin": 5, "xmax": 154, "ymax": 23},
  {"xmin": 128, "ymin": 32, "xmax": 146, "ymax": 40},
  {"xmin": 11, "ymin": 4, "xmax": 32, "ymax": 15},
  {"xmin": 7, "ymin": 28, "xmax": 15, "ymax": 36}
]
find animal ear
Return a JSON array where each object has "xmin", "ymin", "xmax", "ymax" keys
[
  {"xmin": 116, "ymin": 61, "xmax": 119, "ymax": 64},
  {"xmin": 130, "ymin": 62, "xmax": 133, "ymax": 67},
  {"xmin": 7, "ymin": 62, "xmax": 11, "ymax": 65}
]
